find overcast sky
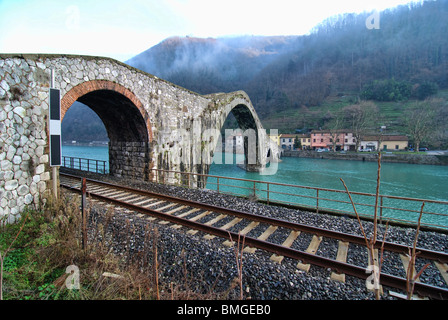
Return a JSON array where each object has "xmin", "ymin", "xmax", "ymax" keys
[{"xmin": 0, "ymin": 0, "xmax": 422, "ymax": 62}]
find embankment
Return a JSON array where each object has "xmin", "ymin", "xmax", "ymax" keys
[{"xmin": 282, "ymin": 150, "xmax": 448, "ymax": 165}]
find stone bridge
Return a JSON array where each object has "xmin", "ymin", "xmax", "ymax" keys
[{"xmin": 0, "ymin": 54, "xmax": 278, "ymax": 221}]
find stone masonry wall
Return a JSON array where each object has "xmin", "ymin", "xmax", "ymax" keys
[
  {"xmin": 0, "ymin": 53, "xmax": 270, "ymax": 222},
  {"xmin": 109, "ymin": 141, "xmax": 149, "ymax": 179},
  {"xmin": 1, "ymin": 57, "xmax": 50, "ymax": 222}
]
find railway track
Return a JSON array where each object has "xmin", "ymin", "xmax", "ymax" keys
[{"xmin": 60, "ymin": 173, "xmax": 448, "ymax": 300}]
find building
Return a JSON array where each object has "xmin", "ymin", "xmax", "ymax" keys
[
  {"xmin": 379, "ymin": 135, "xmax": 409, "ymax": 151},
  {"xmin": 343, "ymin": 132, "xmax": 357, "ymax": 151},
  {"xmin": 296, "ymin": 134, "xmax": 311, "ymax": 150},
  {"xmin": 359, "ymin": 136, "xmax": 379, "ymax": 151},
  {"xmin": 268, "ymin": 133, "xmax": 281, "ymax": 147},
  {"xmin": 311, "ymin": 130, "xmax": 348, "ymax": 151},
  {"xmin": 280, "ymin": 134, "xmax": 296, "ymax": 150},
  {"xmin": 224, "ymin": 131, "xmax": 244, "ymax": 152},
  {"xmin": 359, "ymin": 135, "xmax": 409, "ymax": 151}
]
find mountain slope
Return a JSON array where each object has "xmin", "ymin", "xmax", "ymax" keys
[
  {"xmin": 62, "ymin": 1, "xmax": 448, "ymax": 143},
  {"xmin": 126, "ymin": 35, "xmax": 302, "ymax": 94},
  {"xmin": 126, "ymin": 1, "xmax": 448, "ymax": 120}
]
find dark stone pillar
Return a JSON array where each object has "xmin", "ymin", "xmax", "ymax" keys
[{"xmin": 109, "ymin": 141, "xmax": 150, "ymax": 181}]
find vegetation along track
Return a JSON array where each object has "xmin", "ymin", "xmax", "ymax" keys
[{"xmin": 60, "ymin": 173, "xmax": 448, "ymax": 299}]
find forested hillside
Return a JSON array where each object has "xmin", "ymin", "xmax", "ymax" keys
[
  {"xmin": 127, "ymin": 0, "xmax": 448, "ymax": 119},
  {"xmin": 62, "ymin": 101, "xmax": 109, "ymax": 143},
  {"xmin": 63, "ymin": 1, "xmax": 448, "ymax": 147}
]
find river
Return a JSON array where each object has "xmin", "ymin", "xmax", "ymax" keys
[{"xmin": 62, "ymin": 145, "xmax": 448, "ymax": 228}]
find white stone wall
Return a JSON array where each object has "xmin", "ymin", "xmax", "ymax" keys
[{"xmin": 0, "ymin": 56, "xmax": 51, "ymax": 222}]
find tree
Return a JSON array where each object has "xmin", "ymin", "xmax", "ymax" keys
[
  {"xmin": 361, "ymin": 79, "xmax": 412, "ymax": 102},
  {"xmin": 403, "ymin": 98, "xmax": 443, "ymax": 151},
  {"xmin": 324, "ymin": 111, "xmax": 344, "ymax": 151},
  {"xmin": 343, "ymin": 101, "xmax": 379, "ymax": 152},
  {"xmin": 413, "ymin": 81, "xmax": 439, "ymax": 100},
  {"xmin": 294, "ymin": 136, "xmax": 302, "ymax": 150}
]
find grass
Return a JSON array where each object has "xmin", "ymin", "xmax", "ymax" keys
[
  {"xmin": 0, "ymin": 192, "xmax": 221, "ymax": 300},
  {"xmin": 260, "ymin": 89, "xmax": 448, "ymax": 134},
  {"xmin": 0, "ymin": 195, "xmax": 86, "ymax": 300},
  {"xmin": 0, "ymin": 194, "xmax": 234, "ymax": 300}
]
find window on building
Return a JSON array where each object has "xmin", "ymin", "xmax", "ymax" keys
[
  {"xmin": 345, "ymin": 139, "xmax": 348, "ymax": 143},
  {"xmin": 395, "ymin": 145, "xmax": 399, "ymax": 149},
  {"xmin": 321, "ymin": 139, "xmax": 323, "ymax": 143}
]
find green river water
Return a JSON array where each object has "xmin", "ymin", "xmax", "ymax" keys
[{"xmin": 63, "ymin": 145, "xmax": 448, "ymax": 229}]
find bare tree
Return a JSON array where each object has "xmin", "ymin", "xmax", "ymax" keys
[
  {"xmin": 343, "ymin": 101, "xmax": 378, "ymax": 152},
  {"xmin": 324, "ymin": 111, "xmax": 345, "ymax": 151},
  {"xmin": 403, "ymin": 98, "xmax": 441, "ymax": 151}
]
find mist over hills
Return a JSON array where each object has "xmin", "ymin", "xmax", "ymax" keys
[
  {"xmin": 126, "ymin": 35, "xmax": 302, "ymax": 95},
  {"xmin": 63, "ymin": 0, "xmax": 448, "ymax": 142},
  {"xmin": 126, "ymin": 0, "xmax": 447, "ymax": 119}
]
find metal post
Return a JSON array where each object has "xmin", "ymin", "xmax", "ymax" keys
[
  {"xmin": 267, "ymin": 182, "xmax": 270, "ymax": 205},
  {"xmin": 316, "ymin": 189, "xmax": 320, "ymax": 214},
  {"xmin": 81, "ymin": 177, "xmax": 87, "ymax": 250},
  {"xmin": 217, "ymin": 177, "xmax": 220, "ymax": 193},
  {"xmin": 253, "ymin": 181, "xmax": 256, "ymax": 198},
  {"xmin": 51, "ymin": 69, "xmax": 58, "ymax": 199}
]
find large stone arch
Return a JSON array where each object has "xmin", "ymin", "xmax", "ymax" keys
[
  {"xmin": 61, "ymin": 80, "xmax": 153, "ymax": 180},
  {"xmin": 207, "ymin": 91, "xmax": 280, "ymax": 175},
  {"xmin": 61, "ymin": 80, "xmax": 152, "ymax": 141}
]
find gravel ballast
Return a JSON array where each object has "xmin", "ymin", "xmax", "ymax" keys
[{"xmin": 69, "ymin": 170, "xmax": 448, "ymax": 300}]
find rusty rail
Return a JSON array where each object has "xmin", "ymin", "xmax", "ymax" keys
[
  {"xmin": 151, "ymin": 168, "xmax": 448, "ymax": 232},
  {"xmin": 60, "ymin": 173, "xmax": 448, "ymax": 300}
]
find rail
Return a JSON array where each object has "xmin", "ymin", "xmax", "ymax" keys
[
  {"xmin": 59, "ymin": 173, "xmax": 448, "ymax": 300},
  {"xmin": 151, "ymin": 168, "xmax": 448, "ymax": 232},
  {"xmin": 62, "ymin": 156, "xmax": 108, "ymax": 174}
]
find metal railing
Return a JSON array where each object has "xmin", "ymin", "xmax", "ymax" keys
[
  {"xmin": 62, "ymin": 156, "xmax": 108, "ymax": 174},
  {"xmin": 151, "ymin": 168, "xmax": 448, "ymax": 232}
]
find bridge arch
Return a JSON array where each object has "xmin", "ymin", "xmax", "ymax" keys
[
  {"xmin": 61, "ymin": 80, "xmax": 152, "ymax": 141},
  {"xmin": 61, "ymin": 80, "xmax": 153, "ymax": 180},
  {"xmin": 188, "ymin": 91, "xmax": 272, "ymax": 187}
]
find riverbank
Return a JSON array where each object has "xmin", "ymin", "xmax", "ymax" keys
[{"xmin": 282, "ymin": 150, "xmax": 448, "ymax": 166}]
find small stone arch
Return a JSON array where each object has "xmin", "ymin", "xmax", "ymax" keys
[{"xmin": 197, "ymin": 92, "xmax": 268, "ymax": 180}]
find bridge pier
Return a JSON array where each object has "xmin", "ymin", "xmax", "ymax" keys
[{"xmin": 109, "ymin": 141, "xmax": 151, "ymax": 181}]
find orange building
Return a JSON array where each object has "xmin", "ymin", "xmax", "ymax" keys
[{"xmin": 311, "ymin": 130, "xmax": 347, "ymax": 151}]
